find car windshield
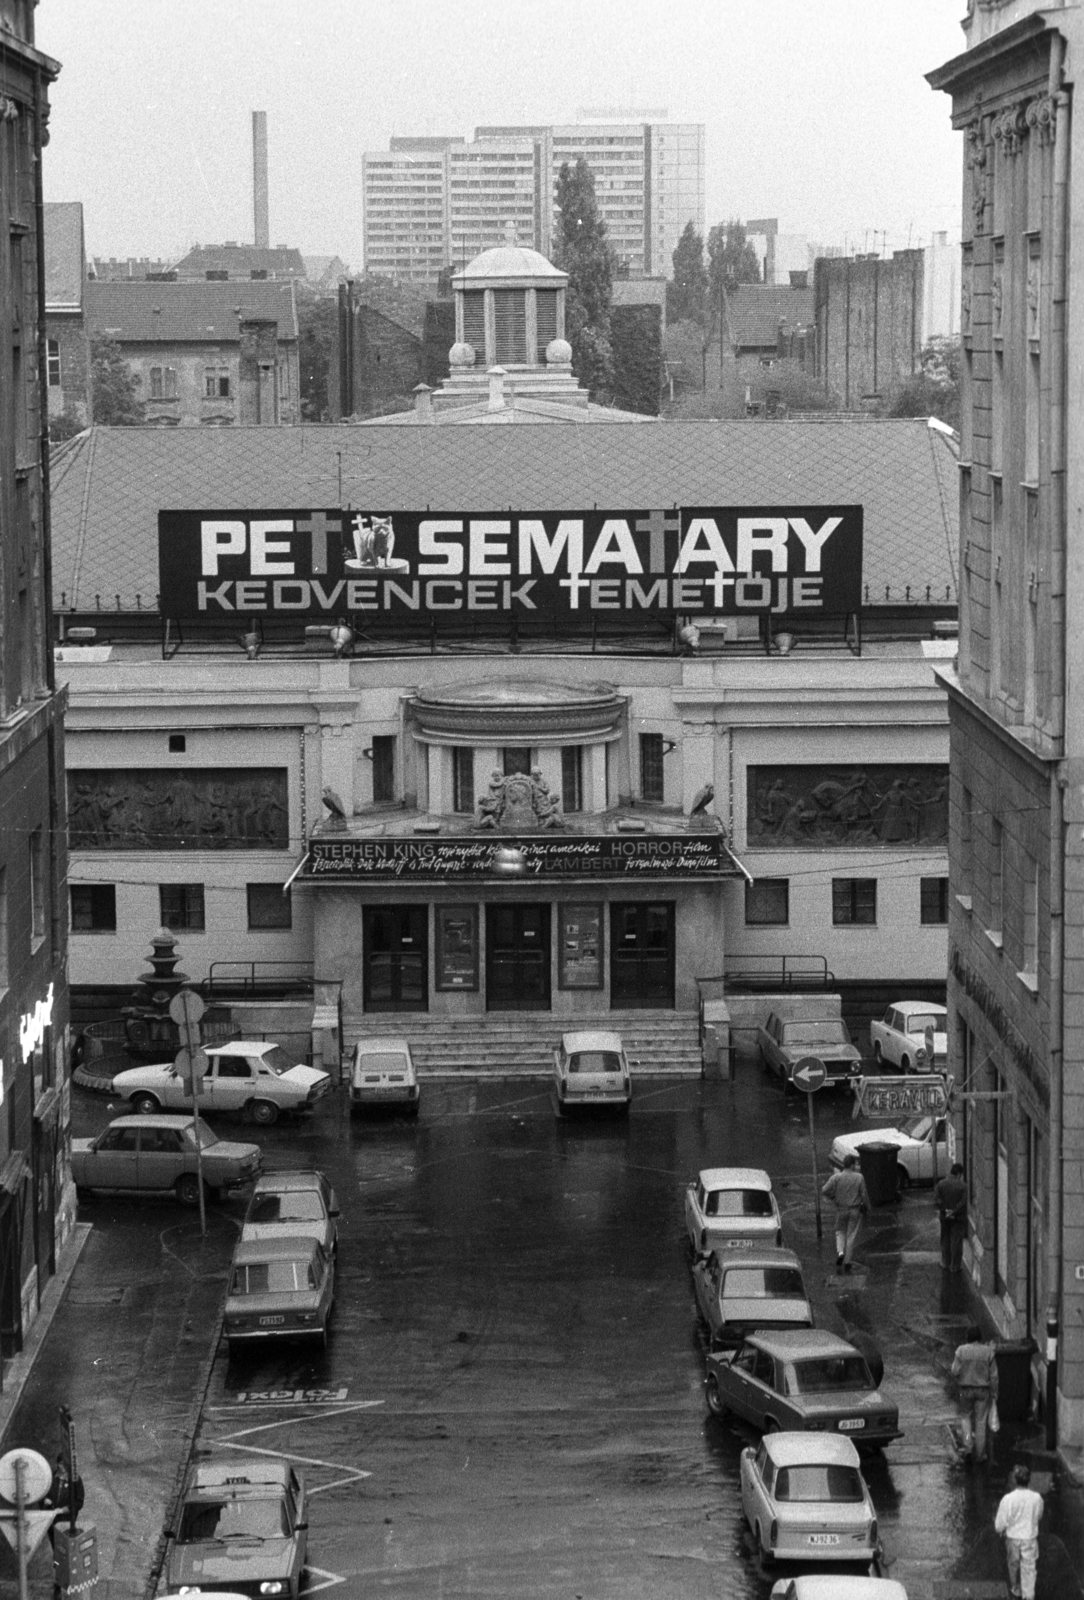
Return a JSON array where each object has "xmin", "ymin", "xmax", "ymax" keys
[
  {"xmin": 787, "ymin": 1356, "xmax": 873, "ymax": 1395},
  {"xmin": 356, "ymin": 1052, "xmax": 408, "ymax": 1074},
  {"xmin": 178, "ymin": 1496, "xmax": 290, "ymax": 1541},
  {"xmin": 194, "ymin": 1123, "xmax": 218, "ymax": 1149},
  {"xmin": 250, "ymin": 1193, "xmax": 325, "ymax": 1223},
  {"xmin": 706, "ymin": 1189, "xmax": 774, "ymax": 1217},
  {"xmin": 722, "ymin": 1268, "xmax": 806, "ymax": 1299},
  {"xmin": 260, "ymin": 1046, "xmax": 297, "ymax": 1077},
  {"xmin": 232, "ymin": 1260, "xmax": 317, "ymax": 1294},
  {"xmin": 904, "ymin": 1013, "xmax": 944, "ymax": 1034},
  {"xmin": 782, "ymin": 1021, "xmax": 849, "ymax": 1046},
  {"xmin": 773, "ymin": 1464, "xmax": 865, "ymax": 1503},
  {"xmin": 568, "ymin": 1052, "xmax": 621, "ymax": 1074},
  {"xmin": 901, "ymin": 1116, "xmax": 934, "ymax": 1141}
]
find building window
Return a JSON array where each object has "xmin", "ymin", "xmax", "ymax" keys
[
  {"xmin": 0, "ymin": 868, "xmax": 7, "ymax": 991},
  {"xmin": 832, "ymin": 878, "xmax": 876, "ymax": 926},
  {"xmin": 150, "ymin": 365, "xmax": 177, "ymax": 400},
  {"xmin": 640, "ymin": 733, "xmax": 664, "ymax": 803},
  {"xmin": 453, "ymin": 748, "xmax": 475, "ymax": 813},
  {"xmin": 70, "ymin": 884, "xmax": 117, "ymax": 933},
  {"xmin": 159, "ymin": 883, "xmax": 205, "ymax": 932},
  {"xmin": 371, "ymin": 735, "xmax": 396, "ymax": 804},
  {"xmin": 46, "ymin": 338, "xmax": 61, "ymax": 387},
  {"xmin": 168, "ymin": 734, "xmax": 186, "ymax": 753},
  {"xmin": 204, "ymin": 366, "xmax": 230, "ymax": 398},
  {"xmin": 920, "ymin": 876, "xmax": 949, "ymax": 925},
  {"xmin": 247, "ymin": 883, "xmax": 291, "ymax": 930},
  {"xmin": 28, "ymin": 827, "xmax": 45, "ymax": 945},
  {"xmin": 561, "ymin": 747, "xmax": 583, "ymax": 813},
  {"xmin": 745, "ymin": 878, "xmax": 789, "ymax": 926},
  {"xmin": 502, "ymin": 748, "xmax": 531, "ymax": 777},
  {"xmin": 1021, "ymin": 851, "xmax": 1038, "ymax": 980},
  {"xmin": 989, "ymin": 817, "xmax": 1004, "ymax": 936}
]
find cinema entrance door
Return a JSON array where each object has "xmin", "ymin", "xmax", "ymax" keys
[
  {"xmin": 610, "ymin": 901, "xmax": 675, "ymax": 1009},
  {"xmin": 486, "ymin": 903, "xmax": 552, "ymax": 1010}
]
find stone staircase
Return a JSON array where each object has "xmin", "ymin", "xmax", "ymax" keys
[{"xmin": 343, "ymin": 1010, "xmax": 703, "ymax": 1077}]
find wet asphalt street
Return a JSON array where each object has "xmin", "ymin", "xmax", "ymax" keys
[{"xmin": 40, "ymin": 1065, "xmax": 1084, "ymax": 1598}]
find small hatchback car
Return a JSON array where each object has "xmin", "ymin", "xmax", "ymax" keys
[
  {"xmin": 164, "ymin": 1454, "xmax": 307, "ymax": 1598},
  {"xmin": 553, "ymin": 1030, "xmax": 632, "ymax": 1115},
  {"xmin": 705, "ymin": 1329, "xmax": 902, "ymax": 1448},
  {"xmin": 241, "ymin": 1170, "xmax": 339, "ymax": 1256},
  {"xmin": 684, "ymin": 1167, "xmax": 783, "ymax": 1253},
  {"xmin": 740, "ymin": 1432, "xmax": 879, "ymax": 1568},
  {"xmin": 769, "ymin": 1578, "xmax": 909, "ymax": 1600},
  {"xmin": 71, "ymin": 1115, "xmax": 261, "ymax": 1205},
  {"xmin": 692, "ymin": 1246, "xmax": 813, "ymax": 1348},
  {"xmin": 349, "ymin": 1036, "xmax": 420, "ymax": 1114},
  {"xmin": 224, "ymin": 1236, "xmax": 335, "ymax": 1352}
]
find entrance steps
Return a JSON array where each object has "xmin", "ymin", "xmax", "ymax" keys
[{"xmin": 343, "ymin": 1011, "xmax": 703, "ymax": 1078}]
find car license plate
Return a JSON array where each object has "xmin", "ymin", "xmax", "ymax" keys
[
  {"xmin": 838, "ymin": 1418, "xmax": 865, "ymax": 1430},
  {"xmin": 808, "ymin": 1534, "xmax": 840, "ymax": 1545},
  {"xmin": 259, "ymin": 1315, "xmax": 285, "ymax": 1326}
]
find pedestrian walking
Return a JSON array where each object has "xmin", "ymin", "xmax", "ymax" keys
[
  {"xmin": 950, "ymin": 1324, "xmax": 999, "ymax": 1463},
  {"xmin": 994, "ymin": 1463, "xmax": 1043, "ymax": 1599},
  {"xmin": 822, "ymin": 1153, "xmax": 870, "ymax": 1273},
  {"xmin": 934, "ymin": 1160, "xmax": 968, "ymax": 1272}
]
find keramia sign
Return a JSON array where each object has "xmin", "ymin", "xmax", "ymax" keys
[
  {"xmin": 304, "ymin": 834, "xmax": 734, "ymax": 880},
  {"xmin": 158, "ymin": 506, "xmax": 863, "ymax": 620}
]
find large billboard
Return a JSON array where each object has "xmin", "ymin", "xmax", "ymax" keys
[
  {"xmin": 158, "ymin": 507, "xmax": 863, "ymax": 620},
  {"xmin": 303, "ymin": 834, "xmax": 734, "ymax": 881}
]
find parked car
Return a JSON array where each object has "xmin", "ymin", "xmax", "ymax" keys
[
  {"xmin": 224, "ymin": 1235, "xmax": 335, "ymax": 1351},
  {"xmin": 685, "ymin": 1167, "xmax": 783, "ymax": 1253},
  {"xmin": 758, "ymin": 1012, "xmax": 862, "ymax": 1087},
  {"xmin": 692, "ymin": 1246, "xmax": 813, "ymax": 1348},
  {"xmin": 164, "ymin": 1454, "xmax": 308, "ymax": 1598},
  {"xmin": 553, "ymin": 1029, "xmax": 632, "ymax": 1114},
  {"xmin": 349, "ymin": 1036, "xmax": 420, "ymax": 1114},
  {"xmin": 740, "ymin": 1432, "xmax": 880, "ymax": 1567},
  {"xmin": 241, "ymin": 1170, "xmax": 339, "ymax": 1256},
  {"xmin": 830, "ymin": 1115, "xmax": 953, "ymax": 1188},
  {"xmin": 705, "ymin": 1329, "xmax": 902, "ymax": 1448},
  {"xmin": 869, "ymin": 1002, "xmax": 947, "ymax": 1073},
  {"xmin": 71, "ymin": 1115, "xmax": 261, "ymax": 1205},
  {"xmin": 113, "ymin": 1041, "xmax": 330, "ymax": 1125},
  {"xmin": 770, "ymin": 1578, "xmax": 908, "ymax": 1600}
]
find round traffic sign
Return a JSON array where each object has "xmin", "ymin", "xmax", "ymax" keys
[
  {"xmin": 174, "ymin": 1046, "xmax": 210, "ymax": 1090},
  {"xmin": 169, "ymin": 988, "xmax": 206, "ymax": 1028},
  {"xmin": 0, "ymin": 1448, "xmax": 52, "ymax": 1506},
  {"xmin": 791, "ymin": 1055, "xmax": 828, "ymax": 1093}
]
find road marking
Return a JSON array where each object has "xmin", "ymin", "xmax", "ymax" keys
[
  {"xmin": 211, "ymin": 1387, "xmax": 352, "ymax": 1407},
  {"xmin": 301, "ymin": 1563, "xmax": 347, "ymax": 1594},
  {"xmin": 206, "ymin": 1400, "xmax": 380, "ymax": 1496}
]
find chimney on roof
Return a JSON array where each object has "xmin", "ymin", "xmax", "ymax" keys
[
  {"xmin": 487, "ymin": 367, "xmax": 507, "ymax": 412},
  {"xmin": 413, "ymin": 383, "xmax": 433, "ymax": 419},
  {"xmin": 253, "ymin": 110, "xmax": 269, "ymax": 250}
]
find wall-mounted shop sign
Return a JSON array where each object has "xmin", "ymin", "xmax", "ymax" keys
[
  {"xmin": 158, "ymin": 507, "xmax": 863, "ymax": 620},
  {"xmin": 305, "ymin": 834, "xmax": 732, "ymax": 880},
  {"xmin": 20, "ymin": 984, "xmax": 55, "ymax": 1063},
  {"xmin": 853, "ymin": 1074, "xmax": 951, "ymax": 1118}
]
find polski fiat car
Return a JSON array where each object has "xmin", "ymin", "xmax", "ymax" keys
[
  {"xmin": 705, "ymin": 1329, "xmax": 902, "ymax": 1448},
  {"xmin": 164, "ymin": 1454, "xmax": 307, "ymax": 1598},
  {"xmin": 224, "ymin": 1236, "xmax": 335, "ymax": 1352}
]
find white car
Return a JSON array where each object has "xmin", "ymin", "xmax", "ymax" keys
[
  {"xmin": 112, "ymin": 1041, "xmax": 330, "ymax": 1125},
  {"xmin": 830, "ymin": 1115, "xmax": 954, "ymax": 1189},
  {"xmin": 684, "ymin": 1167, "xmax": 783, "ymax": 1253},
  {"xmin": 740, "ymin": 1431, "xmax": 879, "ymax": 1567},
  {"xmin": 869, "ymin": 1002, "xmax": 947, "ymax": 1073},
  {"xmin": 350, "ymin": 1036, "xmax": 420, "ymax": 1113},
  {"xmin": 553, "ymin": 1030, "xmax": 631, "ymax": 1115},
  {"xmin": 771, "ymin": 1578, "xmax": 907, "ymax": 1600}
]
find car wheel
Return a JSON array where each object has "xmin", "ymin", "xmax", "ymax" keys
[
  {"xmin": 758, "ymin": 1524, "xmax": 774, "ymax": 1565},
  {"xmin": 873, "ymin": 1041, "xmax": 883, "ymax": 1065},
  {"xmin": 175, "ymin": 1172, "xmax": 202, "ymax": 1206},
  {"xmin": 705, "ymin": 1374, "xmax": 729, "ymax": 1419},
  {"xmin": 900, "ymin": 1054, "xmax": 911, "ymax": 1073},
  {"xmin": 896, "ymin": 1165, "xmax": 911, "ymax": 1192},
  {"xmin": 250, "ymin": 1099, "xmax": 279, "ymax": 1126},
  {"xmin": 764, "ymin": 1417, "xmax": 782, "ymax": 1434},
  {"xmin": 131, "ymin": 1092, "xmax": 161, "ymax": 1116}
]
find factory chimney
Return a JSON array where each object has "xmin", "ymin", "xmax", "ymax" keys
[{"xmin": 252, "ymin": 110, "xmax": 269, "ymax": 249}]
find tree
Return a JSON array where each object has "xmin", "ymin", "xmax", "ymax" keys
[
  {"xmin": 298, "ymin": 297, "xmax": 337, "ymax": 420},
  {"xmin": 886, "ymin": 336, "xmax": 961, "ymax": 430},
  {"xmin": 706, "ymin": 220, "xmax": 762, "ymax": 306},
  {"xmin": 667, "ymin": 222, "xmax": 708, "ymax": 326},
  {"xmin": 611, "ymin": 304, "xmax": 662, "ymax": 416},
  {"xmin": 47, "ymin": 405, "xmax": 87, "ymax": 443},
  {"xmin": 90, "ymin": 336, "xmax": 144, "ymax": 425},
  {"xmin": 553, "ymin": 158, "xmax": 615, "ymax": 400}
]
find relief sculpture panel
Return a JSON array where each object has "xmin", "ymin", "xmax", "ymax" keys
[
  {"xmin": 748, "ymin": 765, "xmax": 949, "ymax": 848},
  {"xmin": 69, "ymin": 768, "xmax": 289, "ymax": 850}
]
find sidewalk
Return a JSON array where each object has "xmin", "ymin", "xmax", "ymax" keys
[{"xmin": 0, "ymin": 1206, "xmax": 234, "ymax": 1600}]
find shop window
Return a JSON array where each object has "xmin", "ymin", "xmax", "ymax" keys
[
  {"xmin": 561, "ymin": 747, "xmax": 583, "ymax": 813},
  {"xmin": 46, "ymin": 338, "xmax": 61, "ymax": 387},
  {"xmin": 502, "ymin": 748, "xmax": 531, "ymax": 777},
  {"xmin": 640, "ymin": 733, "xmax": 664, "ymax": 802},
  {"xmin": 371, "ymin": 735, "xmax": 396, "ymax": 804},
  {"xmin": 28, "ymin": 827, "xmax": 45, "ymax": 945},
  {"xmin": 832, "ymin": 878, "xmax": 876, "ymax": 926},
  {"xmin": 920, "ymin": 877, "xmax": 949, "ymax": 925},
  {"xmin": 247, "ymin": 883, "xmax": 291, "ymax": 930},
  {"xmin": 745, "ymin": 878, "xmax": 789, "ymax": 926},
  {"xmin": 159, "ymin": 883, "xmax": 205, "ymax": 932},
  {"xmin": 70, "ymin": 884, "xmax": 117, "ymax": 933},
  {"xmin": 453, "ymin": 748, "xmax": 475, "ymax": 813}
]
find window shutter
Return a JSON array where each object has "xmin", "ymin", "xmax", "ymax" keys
[
  {"xmin": 461, "ymin": 292, "xmax": 485, "ymax": 364},
  {"xmin": 494, "ymin": 290, "xmax": 526, "ymax": 364},
  {"xmin": 536, "ymin": 290, "xmax": 558, "ymax": 360}
]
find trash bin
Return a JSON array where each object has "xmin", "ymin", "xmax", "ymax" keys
[
  {"xmin": 857, "ymin": 1142, "xmax": 900, "ymax": 1207},
  {"xmin": 995, "ymin": 1338, "xmax": 1037, "ymax": 1422}
]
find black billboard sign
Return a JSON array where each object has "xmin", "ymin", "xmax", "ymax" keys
[
  {"xmin": 158, "ymin": 507, "xmax": 863, "ymax": 620},
  {"xmin": 303, "ymin": 834, "xmax": 734, "ymax": 881}
]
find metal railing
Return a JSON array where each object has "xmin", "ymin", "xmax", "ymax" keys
[
  {"xmin": 204, "ymin": 961, "xmax": 316, "ymax": 998},
  {"xmin": 701, "ymin": 955, "xmax": 836, "ymax": 995}
]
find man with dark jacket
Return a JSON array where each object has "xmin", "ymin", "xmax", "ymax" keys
[
  {"xmin": 934, "ymin": 1161, "xmax": 968, "ymax": 1271},
  {"xmin": 822, "ymin": 1154, "xmax": 871, "ymax": 1273}
]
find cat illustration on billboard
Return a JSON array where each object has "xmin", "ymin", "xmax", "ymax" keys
[{"xmin": 345, "ymin": 514, "xmax": 410, "ymax": 571}]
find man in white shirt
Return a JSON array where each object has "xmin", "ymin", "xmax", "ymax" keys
[{"xmin": 994, "ymin": 1463, "xmax": 1044, "ymax": 1599}]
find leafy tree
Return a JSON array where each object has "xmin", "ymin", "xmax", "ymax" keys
[
  {"xmin": 298, "ymin": 296, "xmax": 337, "ymax": 420},
  {"xmin": 886, "ymin": 336, "xmax": 961, "ymax": 430},
  {"xmin": 553, "ymin": 158, "xmax": 615, "ymax": 400},
  {"xmin": 667, "ymin": 222, "xmax": 708, "ymax": 326},
  {"xmin": 611, "ymin": 304, "xmax": 662, "ymax": 416},
  {"xmin": 47, "ymin": 405, "xmax": 87, "ymax": 443},
  {"xmin": 90, "ymin": 336, "xmax": 144, "ymax": 425},
  {"xmin": 706, "ymin": 220, "xmax": 762, "ymax": 307},
  {"xmin": 663, "ymin": 318, "xmax": 707, "ymax": 392}
]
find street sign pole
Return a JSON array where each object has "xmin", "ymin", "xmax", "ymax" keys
[
  {"xmin": 14, "ymin": 1458, "xmax": 27, "ymax": 1600},
  {"xmin": 169, "ymin": 989, "xmax": 208, "ymax": 1238},
  {"xmin": 808, "ymin": 1091, "xmax": 822, "ymax": 1239},
  {"xmin": 792, "ymin": 1056, "xmax": 829, "ymax": 1241}
]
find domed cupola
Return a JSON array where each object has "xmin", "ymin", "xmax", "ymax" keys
[{"xmin": 451, "ymin": 222, "xmax": 568, "ymax": 370}]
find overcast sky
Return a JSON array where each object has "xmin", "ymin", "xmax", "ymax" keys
[{"xmin": 37, "ymin": 0, "xmax": 967, "ymax": 270}]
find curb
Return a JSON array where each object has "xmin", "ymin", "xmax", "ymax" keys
[
  {"xmin": 0, "ymin": 1222, "xmax": 92, "ymax": 1446},
  {"xmin": 73, "ymin": 1066, "xmax": 117, "ymax": 1095}
]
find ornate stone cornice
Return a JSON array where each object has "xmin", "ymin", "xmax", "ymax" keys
[
  {"xmin": 408, "ymin": 679, "xmax": 627, "ymax": 746},
  {"xmin": 1025, "ymin": 93, "xmax": 1057, "ymax": 144},
  {"xmin": 991, "ymin": 101, "xmax": 1028, "ymax": 156}
]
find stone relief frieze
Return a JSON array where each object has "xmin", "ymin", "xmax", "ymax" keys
[
  {"xmin": 748, "ymin": 765, "xmax": 949, "ymax": 848},
  {"xmin": 69, "ymin": 768, "xmax": 289, "ymax": 850},
  {"xmin": 477, "ymin": 768, "xmax": 564, "ymax": 831}
]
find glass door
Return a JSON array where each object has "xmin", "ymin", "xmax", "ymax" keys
[
  {"xmin": 486, "ymin": 903, "xmax": 551, "ymax": 1010},
  {"xmin": 364, "ymin": 905, "xmax": 429, "ymax": 1011},
  {"xmin": 610, "ymin": 902, "xmax": 675, "ymax": 1009}
]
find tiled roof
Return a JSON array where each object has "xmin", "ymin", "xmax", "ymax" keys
[
  {"xmin": 172, "ymin": 244, "xmax": 307, "ymax": 279},
  {"xmin": 725, "ymin": 284, "xmax": 814, "ymax": 349},
  {"xmin": 44, "ymin": 202, "xmax": 85, "ymax": 310},
  {"xmin": 49, "ymin": 418, "xmax": 959, "ymax": 612},
  {"xmin": 85, "ymin": 279, "xmax": 299, "ymax": 344}
]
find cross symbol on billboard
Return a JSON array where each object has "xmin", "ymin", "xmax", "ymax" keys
[
  {"xmin": 295, "ymin": 512, "xmax": 342, "ymax": 575},
  {"xmin": 634, "ymin": 509, "xmax": 682, "ymax": 574}
]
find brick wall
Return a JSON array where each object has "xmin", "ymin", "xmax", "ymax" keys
[{"xmin": 814, "ymin": 251, "xmax": 924, "ymax": 408}]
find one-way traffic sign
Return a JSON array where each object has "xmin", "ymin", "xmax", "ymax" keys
[{"xmin": 792, "ymin": 1055, "xmax": 828, "ymax": 1093}]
